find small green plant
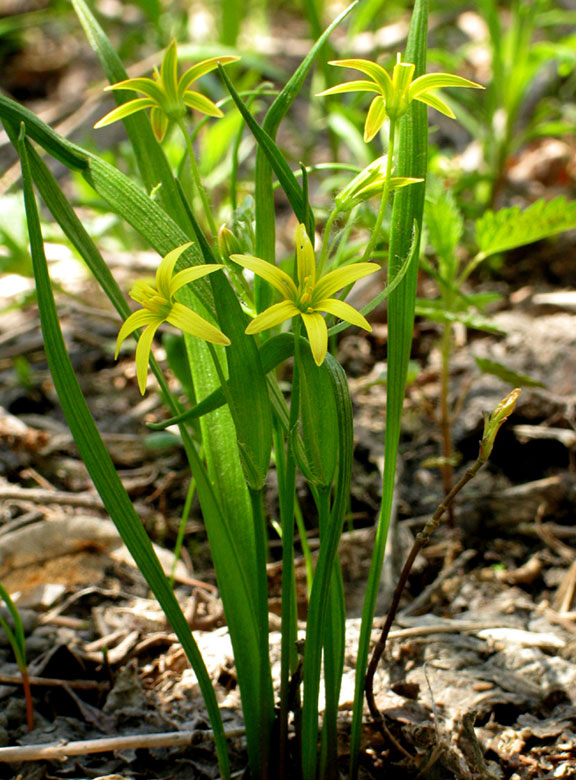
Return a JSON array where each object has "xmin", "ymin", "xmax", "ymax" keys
[
  {"xmin": 422, "ymin": 187, "xmax": 576, "ymax": 513},
  {"xmin": 0, "ymin": 583, "xmax": 34, "ymax": 732},
  {"xmin": 0, "ymin": 1, "xmax": 525, "ymax": 777}
]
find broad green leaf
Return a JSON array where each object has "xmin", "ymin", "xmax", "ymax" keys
[
  {"xmin": 178, "ymin": 192, "xmax": 273, "ymax": 493},
  {"xmin": 474, "ymin": 196, "xmax": 576, "ymax": 262},
  {"xmin": 474, "ymin": 357, "xmax": 546, "ymax": 388},
  {"xmin": 0, "ymin": 96, "xmax": 87, "ymax": 171},
  {"xmin": 17, "ymin": 127, "xmax": 231, "ymax": 780},
  {"xmin": 170, "ymin": 197, "xmax": 275, "ymax": 775}
]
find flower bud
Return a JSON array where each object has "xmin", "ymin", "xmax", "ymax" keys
[{"xmin": 218, "ymin": 225, "xmax": 243, "ymax": 259}]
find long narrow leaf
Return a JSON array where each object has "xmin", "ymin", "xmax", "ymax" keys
[
  {"xmin": 254, "ymin": 1, "xmax": 357, "ymax": 310},
  {"xmin": 301, "ymin": 354, "xmax": 353, "ymax": 780},
  {"xmin": 71, "ymin": 0, "xmax": 195, "ymax": 234},
  {"xmin": 219, "ymin": 65, "xmax": 312, "ymax": 234},
  {"xmin": 349, "ymin": 1, "xmax": 429, "ymax": 776},
  {"xmin": 17, "ymin": 125, "xmax": 231, "ymax": 780}
]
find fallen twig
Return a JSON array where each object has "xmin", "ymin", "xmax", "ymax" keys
[{"xmin": 0, "ymin": 728, "xmax": 246, "ymax": 763}]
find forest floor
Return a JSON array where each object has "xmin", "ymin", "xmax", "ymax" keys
[
  {"xmin": 1, "ymin": 5, "xmax": 576, "ymax": 779},
  {"xmin": 1, "ymin": 207, "xmax": 576, "ymax": 779}
]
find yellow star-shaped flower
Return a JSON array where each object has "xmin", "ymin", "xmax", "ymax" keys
[
  {"xmin": 318, "ymin": 53, "xmax": 484, "ymax": 142},
  {"xmin": 116, "ymin": 243, "xmax": 230, "ymax": 394},
  {"xmin": 231, "ymin": 224, "xmax": 379, "ymax": 366},
  {"xmin": 94, "ymin": 40, "xmax": 239, "ymax": 141}
]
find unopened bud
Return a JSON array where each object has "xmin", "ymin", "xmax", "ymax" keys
[
  {"xmin": 335, "ymin": 157, "xmax": 422, "ymax": 211},
  {"xmin": 480, "ymin": 388, "xmax": 521, "ymax": 460},
  {"xmin": 218, "ymin": 225, "xmax": 243, "ymax": 259}
]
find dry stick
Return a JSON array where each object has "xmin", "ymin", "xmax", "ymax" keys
[
  {"xmin": 364, "ymin": 388, "xmax": 521, "ymax": 724},
  {"xmin": 365, "ymin": 455, "xmax": 484, "ymax": 722},
  {"xmin": 0, "ymin": 728, "xmax": 246, "ymax": 763},
  {"xmin": 0, "ymin": 673, "xmax": 109, "ymax": 691}
]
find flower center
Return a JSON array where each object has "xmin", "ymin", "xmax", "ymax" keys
[
  {"xmin": 130, "ymin": 281, "xmax": 172, "ymax": 318},
  {"xmin": 297, "ymin": 275, "xmax": 315, "ymax": 312}
]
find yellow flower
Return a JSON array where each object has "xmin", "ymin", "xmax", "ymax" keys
[
  {"xmin": 318, "ymin": 53, "xmax": 484, "ymax": 142},
  {"xmin": 231, "ymin": 224, "xmax": 378, "ymax": 366},
  {"xmin": 116, "ymin": 244, "xmax": 230, "ymax": 394},
  {"xmin": 94, "ymin": 40, "xmax": 240, "ymax": 141}
]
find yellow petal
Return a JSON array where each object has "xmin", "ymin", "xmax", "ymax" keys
[
  {"xmin": 413, "ymin": 92, "xmax": 456, "ymax": 118},
  {"xmin": 316, "ymin": 80, "xmax": 381, "ymax": 97},
  {"xmin": 170, "ymin": 264, "xmax": 224, "ymax": 296},
  {"xmin": 328, "ymin": 59, "xmax": 393, "ymax": 101},
  {"xmin": 160, "ymin": 40, "xmax": 179, "ymax": 104},
  {"xmin": 134, "ymin": 322, "xmax": 160, "ymax": 394},
  {"xmin": 230, "ymin": 254, "xmax": 297, "ymax": 299},
  {"xmin": 245, "ymin": 300, "xmax": 300, "ymax": 334},
  {"xmin": 300, "ymin": 312, "xmax": 328, "ymax": 366},
  {"xmin": 315, "ymin": 298, "xmax": 372, "ymax": 331},
  {"xmin": 408, "ymin": 72, "xmax": 484, "ymax": 100},
  {"xmin": 105, "ymin": 77, "xmax": 167, "ymax": 105},
  {"xmin": 115, "ymin": 309, "xmax": 161, "ymax": 358},
  {"xmin": 94, "ymin": 98, "xmax": 156, "ymax": 129},
  {"xmin": 167, "ymin": 302, "xmax": 230, "ymax": 345},
  {"xmin": 313, "ymin": 262, "xmax": 379, "ymax": 302},
  {"xmin": 295, "ymin": 223, "xmax": 316, "ymax": 288},
  {"xmin": 364, "ymin": 95, "xmax": 387, "ymax": 142},
  {"xmin": 391, "ymin": 60, "xmax": 415, "ymax": 95},
  {"xmin": 178, "ymin": 55, "xmax": 241, "ymax": 96},
  {"xmin": 156, "ymin": 243, "xmax": 193, "ymax": 297},
  {"xmin": 150, "ymin": 106, "xmax": 169, "ymax": 141},
  {"xmin": 182, "ymin": 90, "xmax": 223, "ymax": 118}
]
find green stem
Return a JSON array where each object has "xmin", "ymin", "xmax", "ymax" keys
[
  {"xmin": 318, "ymin": 206, "xmax": 341, "ymax": 274},
  {"xmin": 315, "ymin": 485, "xmax": 339, "ymax": 778},
  {"xmin": 278, "ymin": 319, "xmax": 302, "ymax": 777},
  {"xmin": 170, "ymin": 475, "xmax": 196, "ymax": 587},
  {"xmin": 294, "ymin": 501, "xmax": 314, "ymax": 596},
  {"xmin": 361, "ymin": 119, "xmax": 397, "ymax": 264},
  {"xmin": 177, "ymin": 119, "xmax": 218, "ymax": 244}
]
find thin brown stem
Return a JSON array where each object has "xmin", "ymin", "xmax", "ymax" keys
[
  {"xmin": 440, "ymin": 321, "xmax": 455, "ymax": 526},
  {"xmin": 365, "ymin": 456, "xmax": 484, "ymax": 722},
  {"xmin": 20, "ymin": 667, "xmax": 34, "ymax": 732}
]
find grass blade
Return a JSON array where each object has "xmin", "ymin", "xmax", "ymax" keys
[
  {"xmin": 349, "ymin": 1, "xmax": 429, "ymax": 776},
  {"xmin": 71, "ymin": 0, "xmax": 195, "ymax": 234},
  {"xmin": 254, "ymin": 1, "xmax": 357, "ymax": 309},
  {"xmin": 17, "ymin": 125, "xmax": 231, "ymax": 780}
]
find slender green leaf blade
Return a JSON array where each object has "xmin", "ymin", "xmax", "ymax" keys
[
  {"xmin": 474, "ymin": 357, "xmax": 546, "ymax": 388},
  {"xmin": 71, "ymin": 0, "xmax": 195, "ymax": 234},
  {"xmin": 349, "ymin": 1, "xmax": 429, "ymax": 776},
  {"xmin": 17, "ymin": 126, "xmax": 231, "ymax": 780},
  {"xmin": 219, "ymin": 65, "xmax": 312, "ymax": 232}
]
